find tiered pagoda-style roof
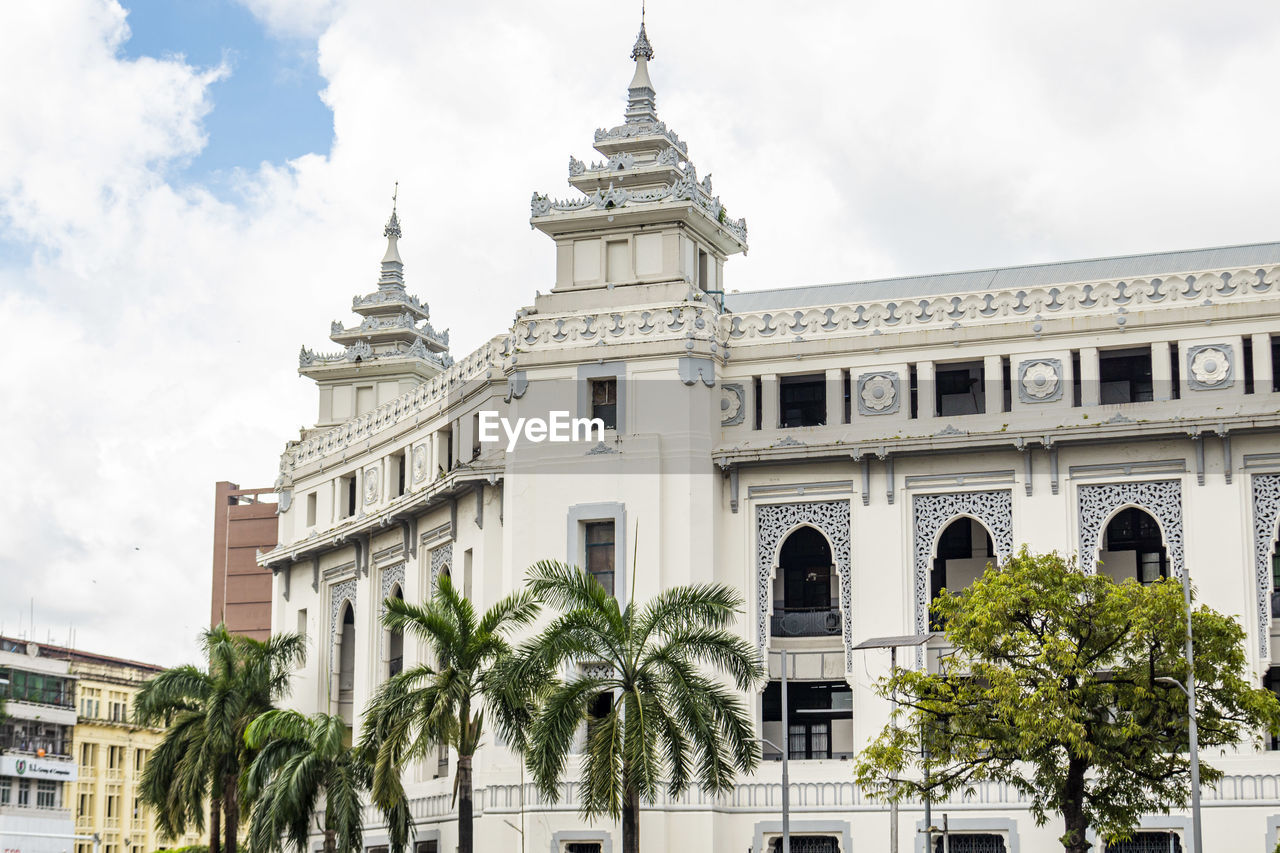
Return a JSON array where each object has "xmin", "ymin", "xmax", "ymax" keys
[
  {"xmin": 530, "ymin": 23, "xmax": 748, "ymax": 257},
  {"xmin": 299, "ymin": 197, "xmax": 452, "ymax": 379}
]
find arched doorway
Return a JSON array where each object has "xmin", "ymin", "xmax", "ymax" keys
[
  {"xmin": 335, "ymin": 602, "xmax": 355, "ymax": 726},
  {"xmin": 771, "ymin": 526, "xmax": 839, "ymax": 638},
  {"xmin": 1100, "ymin": 507, "xmax": 1167, "ymax": 584},
  {"xmin": 387, "ymin": 584, "xmax": 404, "ymax": 678},
  {"xmin": 930, "ymin": 517, "xmax": 995, "ymax": 603}
]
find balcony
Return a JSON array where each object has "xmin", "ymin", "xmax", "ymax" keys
[
  {"xmin": 104, "ymin": 817, "xmax": 120, "ymax": 830},
  {"xmin": 770, "ymin": 608, "xmax": 841, "ymax": 638},
  {"xmin": 104, "ymin": 768, "xmax": 124, "ymax": 782}
]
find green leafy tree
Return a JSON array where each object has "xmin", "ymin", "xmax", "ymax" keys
[
  {"xmin": 134, "ymin": 624, "xmax": 305, "ymax": 853},
  {"xmin": 244, "ymin": 710, "xmax": 410, "ymax": 853},
  {"xmin": 853, "ymin": 548, "xmax": 1280, "ymax": 853},
  {"xmin": 519, "ymin": 560, "xmax": 764, "ymax": 853},
  {"xmin": 361, "ymin": 574, "xmax": 541, "ymax": 853}
]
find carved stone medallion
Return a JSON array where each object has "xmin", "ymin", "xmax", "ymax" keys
[
  {"xmin": 720, "ymin": 383, "xmax": 745, "ymax": 426},
  {"xmin": 1018, "ymin": 359, "xmax": 1062, "ymax": 402},
  {"xmin": 857, "ymin": 373, "xmax": 899, "ymax": 415},
  {"xmin": 1187, "ymin": 344, "xmax": 1233, "ymax": 390}
]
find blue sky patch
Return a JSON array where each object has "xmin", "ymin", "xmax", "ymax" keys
[{"xmin": 119, "ymin": 0, "xmax": 333, "ymax": 183}]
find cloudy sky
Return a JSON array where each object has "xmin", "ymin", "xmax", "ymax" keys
[{"xmin": 2, "ymin": 1, "xmax": 1278, "ymax": 666}]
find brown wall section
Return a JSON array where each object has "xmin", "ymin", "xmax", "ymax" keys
[{"xmin": 211, "ymin": 481, "xmax": 278, "ymax": 640}]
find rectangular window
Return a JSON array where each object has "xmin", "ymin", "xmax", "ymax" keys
[
  {"xmin": 1100, "ymin": 347, "xmax": 1153, "ymax": 404},
  {"xmin": 1, "ymin": 778, "xmax": 10, "ymax": 805},
  {"xmin": 338, "ymin": 474, "xmax": 356, "ymax": 519},
  {"xmin": 909, "ymin": 365, "xmax": 919, "ymax": 418},
  {"xmin": 936, "ymin": 362, "xmax": 985, "ymax": 416},
  {"xmin": 37, "ymin": 780, "xmax": 56, "ymax": 808},
  {"xmin": 297, "ymin": 608, "xmax": 308, "ymax": 641},
  {"xmin": 1244, "ymin": 341, "xmax": 1255, "ymax": 394},
  {"xmin": 394, "ymin": 450, "xmax": 407, "ymax": 497},
  {"xmin": 565, "ymin": 844, "xmax": 604, "ymax": 853},
  {"xmin": 590, "ymin": 378, "xmax": 618, "ymax": 430},
  {"xmin": 842, "ymin": 370, "xmax": 851, "ymax": 424},
  {"xmin": 584, "ymin": 521, "xmax": 616, "ymax": 596},
  {"xmin": 17, "ymin": 779, "xmax": 30, "ymax": 806},
  {"xmin": 1001, "ymin": 356, "xmax": 1012, "ymax": 412},
  {"xmin": 697, "ymin": 249, "xmax": 709, "ymax": 290},
  {"xmin": 306, "ymin": 492, "xmax": 317, "ymax": 527},
  {"xmin": 1071, "ymin": 351, "xmax": 1082, "ymax": 407},
  {"xmin": 415, "ymin": 843, "xmax": 439, "ymax": 853},
  {"xmin": 355, "ymin": 385, "xmax": 375, "ymax": 416},
  {"xmin": 779, "ymin": 374, "xmax": 825, "ymax": 427},
  {"xmin": 752, "ymin": 376, "xmax": 763, "ymax": 429}
]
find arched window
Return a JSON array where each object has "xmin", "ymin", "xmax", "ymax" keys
[
  {"xmin": 388, "ymin": 585, "xmax": 404, "ymax": 678},
  {"xmin": 1101, "ymin": 507, "xmax": 1167, "ymax": 584},
  {"xmin": 771, "ymin": 526, "xmax": 838, "ymax": 637},
  {"xmin": 930, "ymin": 517, "xmax": 995, "ymax": 606},
  {"xmin": 336, "ymin": 603, "xmax": 355, "ymax": 725}
]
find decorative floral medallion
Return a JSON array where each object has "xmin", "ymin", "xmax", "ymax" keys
[
  {"xmin": 1188, "ymin": 345, "xmax": 1232, "ymax": 389},
  {"xmin": 720, "ymin": 383, "xmax": 745, "ymax": 426},
  {"xmin": 856, "ymin": 373, "xmax": 899, "ymax": 415},
  {"xmin": 412, "ymin": 446, "xmax": 428, "ymax": 483},
  {"xmin": 363, "ymin": 467, "xmax": 380, "ymax": 505},
  {"xmin": 1018, "ymin": 359, "xmax": 1062, "ymax": 402}
]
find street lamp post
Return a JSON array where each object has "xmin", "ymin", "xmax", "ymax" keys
[
  {"xmin": 757, "ymin": 648, "xmax": 791, "ymax": 853},
  {"xmin": 1153, "ymin": 565, "xmax": 1203, "ymax": 853},
  {"xmin": 1155, "ymin": 673, "xmax": 1202, "ymax": 853}
]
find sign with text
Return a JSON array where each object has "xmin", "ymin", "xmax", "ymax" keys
[{"xmin": 0, "ymin": 755, "xmax": 77, "ymax": 781}]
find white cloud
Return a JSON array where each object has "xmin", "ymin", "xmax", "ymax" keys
[{"xmin": 2, "ymin": 0, "xmax": 1279, "ymax": 664}]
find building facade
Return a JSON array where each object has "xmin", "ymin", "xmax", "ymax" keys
[
  {"xmin": 0, "ymin": 639, "xmax": 77, "ymax": 853},
  {"xmin": 51, "ymin": 648, "xmax": 204, "ymax": 853},
  {"xmin": 260, "ymin": 23, "xmax": 1280, "ymax": 853},
  {"xmin": 211, "ymin": 481, "xmax": 279, "ymax": 640}
]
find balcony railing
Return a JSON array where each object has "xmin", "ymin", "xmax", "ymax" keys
[
  {"xmin": 761, "ymin": 749, "xmax": 853, "ymax": 762},
  {"xmin": 770, "ymin": 608, "xmax": 842, "ymax": 637},
  {"xmin": 104, "ymin": 768, "xmax": 124, "ymax": 782}
]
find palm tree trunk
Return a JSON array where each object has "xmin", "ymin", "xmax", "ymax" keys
[
  {"xmin": 457, "ymin": 754, "xmax": 474, "ymax": 853},
  {"xmin": 223, "ymin": 775, "xmax": 239, "ymax": 853},
  {"xmin": 209, "ymin": 794, "xmax": 222, "ymax": 853},
  {"xmin": 622, "ymin": 783, "xmax": 639, "ymax": 853},
  {"xmin": 323, "ymin": 828, "xmax": 336, "ymax": 853}
]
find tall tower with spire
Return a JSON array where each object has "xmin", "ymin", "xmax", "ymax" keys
[
  {"xmin": 529, "ymin": 20, "xmax": 747, "ymax": 311},
  {"xmin": 298, "ymin": 193, "xmax": 452, "ymax": 428}
]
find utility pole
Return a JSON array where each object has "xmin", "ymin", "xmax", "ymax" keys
[{"xmin": 780, "ymin": 648, "xmax": 790, "ymax": 853}]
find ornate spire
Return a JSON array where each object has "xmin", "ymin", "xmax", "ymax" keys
[
  {"xmin": 625, "ymin": 15, "xmax": 658, "ymax": 125},
  {"xmin": 631, "ymin": 22, "xmax": 653, "ymax": 61},
  {"xmin": 379, "ymin": 183, "xmax": 404, "ymax": 289},
  {"xmin": 383, "ymin": 182, "xmax": 401, "ymax": 239}
]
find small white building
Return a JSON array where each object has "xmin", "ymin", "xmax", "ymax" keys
[
  {"xmin": 261, "ymin": 21, "xmax": 1280, "ymax": 853},
  {"xmin": 0, "ymin": 640, "xmax": 78, "ymax": 853}
]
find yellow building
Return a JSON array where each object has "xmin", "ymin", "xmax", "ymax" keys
[{"xmin": 44, "ymin": 647, "xmax": 204, "ymax": 853}]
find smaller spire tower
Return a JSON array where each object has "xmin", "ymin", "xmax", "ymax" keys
[
  {"xmin": 298, "ymin": 189, "xmax": 453, "ymax": 427},
  {"xmin": 529, "ymin": 19, "xmax": 748, "ymax": 309}
]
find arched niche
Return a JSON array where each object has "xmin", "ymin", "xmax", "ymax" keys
[
  {"xmin": 1097, "ymin": 506, "xmax": 1169, "ymax": 585},
  {"xmin": 1253, "ymin": 473, "xmax": 1280, "ymax": 659},
  {"xmin": 755, "ymin": 501, "xmax": 852, "ymax": 671},
  {"xmin": 1077, "ymin": 480, "xmax": 1184, "ymax": 582},
  {"xmin": 771, "ymin": 525, "xmax": 840, "ymax": 640},
  {"xmin": 912, "ymin": 491, "xmax": 1014, "ymax": 639},
  {"xmin": 430, "ymin": 543, "xmax": 453, "ymax": 591},
  {"xmin": 334, "ymin": 601, "xmax": 356, "ymax": 725}
]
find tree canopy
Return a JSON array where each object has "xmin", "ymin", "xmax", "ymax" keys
[{"xmin": 853, "ymin": 548, "xmax": 1280, "ymax": 853}]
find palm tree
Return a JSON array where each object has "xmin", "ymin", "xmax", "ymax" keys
[
  {"xmin": 519, "ymin": 560, "xmax": 764, "ymax": 853},
  {"xmin": 244, "ymin": 710, "xmax": 411, "ymax": 853},
  {"xmin": 134, "ymin": 624, "xmax": 305, "ymax": 853},
  {"xmin": 361, "ymin": 574, "xmax": 541, "ymax": 853}
]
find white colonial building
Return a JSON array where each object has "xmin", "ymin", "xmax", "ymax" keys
[{"xmin": 261, "ymin": 22, "xmax": 1280, "ymax": 853}]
